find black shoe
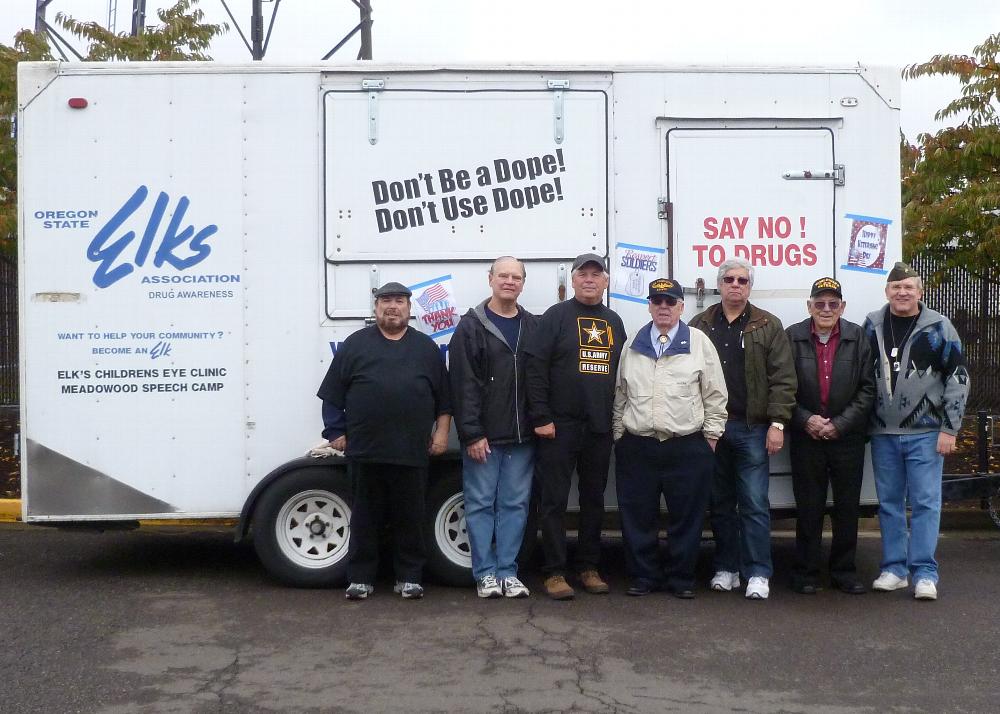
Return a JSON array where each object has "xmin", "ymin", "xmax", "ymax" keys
[
  {"xmin": 626, "ymin": 580, "xmax": 655, "ymax": 597},
  {"xmin": 669, "ymin": 587, "xmax": 695, "ymax": 599},
  {"xmin": 833, "ymin": 579, "xmax": 867, "ymax": 595},
  {"xmin": 792, "ymin": 582, "xmax": 818, "ymax": 595}
]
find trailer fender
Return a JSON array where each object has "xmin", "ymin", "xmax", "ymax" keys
[{"xmin": 235, "ymin": 455, "xmax": 347, "ymax": 543}]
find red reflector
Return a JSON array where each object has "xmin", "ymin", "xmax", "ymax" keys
[{"xmin": 68, "ymin": 97, "xmax": 88, "ymax": 109}]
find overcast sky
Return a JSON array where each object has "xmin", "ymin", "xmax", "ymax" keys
[{"xmin": 4, "ymin": 0, "xmax": 999, "ymax": 139}]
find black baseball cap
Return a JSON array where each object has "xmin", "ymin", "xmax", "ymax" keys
[
  {"xmin": 647, "ymin": 278, "xmax": 684, "ymax": 300},
  {"xmin": 571, "ymin": 253, "xmax": 607, "ymax": 272},
  {"xmin": 810, "ymin": 277, "xmax": 843, "ymax": 299},
  {"xmin": 373, "ymin": 281, "xmax": 412, "ymax": 298}
]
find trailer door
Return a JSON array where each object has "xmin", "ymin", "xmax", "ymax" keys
[
  {"xmin": 322, "ymin": 82, "xmax": 610, "ymax": 333},
  {"xmin": 666, "ymin": 126, "xmax": 837, "ymax": 314}
]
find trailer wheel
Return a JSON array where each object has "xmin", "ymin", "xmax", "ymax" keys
[
  {"xmin": 252, "ymin": 467, "xmax": 352, "ymax": 588},
  {"xmin": 424, "ymin": 471, "xmax": 473, "ymax": 586},
  {"xmin": 988, "ymin": 485, "xmax": 1000, "ymax": 530}
]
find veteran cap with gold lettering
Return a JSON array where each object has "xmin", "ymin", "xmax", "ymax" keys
[
  {"xmin": 809, "ymin": 276, "xmax": 842, "ymax": 299},
  {"xmin": 647, "ymin": 277, "xmax": 684, "ymax": 300}
]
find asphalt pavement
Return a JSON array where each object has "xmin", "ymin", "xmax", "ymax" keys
[{"xmin": 2, "ymin": 521, "xmax": 999, "ymax": 713}]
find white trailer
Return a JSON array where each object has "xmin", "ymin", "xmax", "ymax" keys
[{"xmin": 17, "ymin": 61, "xmax": 901, "ymax": 586}]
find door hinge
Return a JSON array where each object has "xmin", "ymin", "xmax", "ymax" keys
[
  {"xmin": 547, "ymin": 79, "xmax": 570, "ymax": 144},
  {"xmin": 657, "ymin": 198, "xmax": 672, "ymax": 220},
  {"xmin": 782, "ymin": 164, "xmax": 845, "ymax": 186},
  {"xmin": 362, "ymin": 79, "xmax": 384, "ymax": 145}
]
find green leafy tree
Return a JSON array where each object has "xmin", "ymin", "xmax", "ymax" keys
[
  {"xmin": 902, "ymin": 33, "xmax": 1000, "ymax": 284},
  {"xmin": 0, "ymin": 31, "xmax": 52, "ymax": 256},
  {"xmin": 0, "ymin": 0, "xmax": 226, "ymax": 256},
  {"xmin": 57, "ymin": 0, "xmax": 226, "ymax": 61}
]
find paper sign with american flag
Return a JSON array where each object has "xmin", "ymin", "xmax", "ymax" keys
[{"xmin": 409, "ymin": 274, "xmax": 459, "ymax": 340}]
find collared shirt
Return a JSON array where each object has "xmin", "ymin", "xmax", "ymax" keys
[
  {"xmin": 707, "ymin": 307, "xmax": 749, "ymax": 419},
  {"xmin": 811, "ymin": 319, "xmax": 841, "ymax": 416},
  {"xmin": 649, "ymin": 322, "xmax": 681, "ymax": 358}
]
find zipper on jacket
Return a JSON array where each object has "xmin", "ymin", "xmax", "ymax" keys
[{"xmin": 513, "ymin": 320, "xmax": 522, "ymax": 443}]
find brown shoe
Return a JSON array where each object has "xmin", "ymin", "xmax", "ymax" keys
[
  {"xmin": 579, "ymin": 570, "xmax": 610, "ymax": 594},
  {"xmin": 543, "ymin": 575, "xmax": 575, "ymax": 600}
]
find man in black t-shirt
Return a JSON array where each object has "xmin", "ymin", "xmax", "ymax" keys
[
  {"xmin": 317, "ymin": 282, "xmax": 451, "ymax": 601},
  {"xmin": 524, "ymin": 253, "xmax": 626, "ymax": 600}
]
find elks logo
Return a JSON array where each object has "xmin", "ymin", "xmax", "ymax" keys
[{"xmin": 577, "ymin": 318, "xmax": 614, "ymax": 374}]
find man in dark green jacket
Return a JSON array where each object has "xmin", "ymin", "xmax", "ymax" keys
[{"xmin": 690, "ymin": 258, "xmax": 796, "ymax": 600}]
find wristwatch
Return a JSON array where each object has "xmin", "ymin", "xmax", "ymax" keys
[{"xmin": 770, "ymin": 422, "xmax": 785, "ymax": 431}]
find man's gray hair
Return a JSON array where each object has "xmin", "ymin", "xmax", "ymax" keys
[
  {"xmin": 489, "ymin": 256, "xmax": 526, "ymax": 278},
  {"xmin": 716, "ymin": 258, "xmax": 754, "ymax": 286}
]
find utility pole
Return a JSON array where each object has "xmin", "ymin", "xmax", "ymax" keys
[
  {"xmin": 35, "ymin": 0, "xmax": 53, "ymax": 34},
  {"xmin": 359, "ymin": 0, "xmax": 373, "ymax": 60},
  {"xmin": 131, "ymin": 0, "xmax": 147, "ymax": 36},
  {"xmin": 251, "ymin": 0, "xmax": 264, "ymax": 61}
]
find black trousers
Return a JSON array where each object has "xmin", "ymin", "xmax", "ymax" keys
[
  {"xmin": 347, "ymin": 461, "xmax": 427, "ymax": 584},
  {"xmin": 789, "ymin": 431, "xmax": 866, "ymax": 586},
  {"xmin": 535, "ymin": 420, "xmax": 612, "ymax": 576},
  {"xmin": 615, "ymin": 432, "xmax": 713, "ymax": 591}
]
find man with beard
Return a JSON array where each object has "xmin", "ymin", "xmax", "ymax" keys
[{"xmin": 318, "ymin": 282, "xmax": 451, "ymax": 600}]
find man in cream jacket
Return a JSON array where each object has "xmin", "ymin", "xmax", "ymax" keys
[{"xmin": 612, "ymin": 278, "xmax": 728, "ymax": 598}]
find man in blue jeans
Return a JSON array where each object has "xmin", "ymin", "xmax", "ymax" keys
[
  {"xmin": 690, "ymin": 258, "xmax": 797, "ymax": 600},
  {"xmin": 863, "ymin": 262, "xmax": 969, "ymax": 601},
  {"xmin": 448, "ymin": 257, "xmax": 537, "ymax": 598}
]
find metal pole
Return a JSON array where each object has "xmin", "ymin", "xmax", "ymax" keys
[
  {"xmin": 359, "ymin": 0, "xmax": 373, "ymax": 60},
  {"xmin": 978, "ymin": 410, "xmax": 990, "ymax": 474},
  {"xmin": 35, "ymin": 0, "xmax": 53, "ymax": 34},
  {"xmin": 251, "ymin": 0, "xmax": 264, "ymax": 60},
  {"xmin": 131, "ymin": 0, "xmax": 147, "ymax": 36}
]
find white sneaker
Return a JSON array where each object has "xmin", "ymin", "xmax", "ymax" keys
[
  {"xmin": 710, "ymin": 570, "xmax": 740, "ymax": 592},
  {"xmin": 872, "ymin": 571, "xmax": 909, "ymax": 592},
  {"xmin": 914, "ymin": 579, "xmax": 938, "ymax": 601},
  {"xmin": 502, "ymin": 576, "xmax": 530, "ymax": 599},
  {"xmin": 393, "ymin": 581, "xmax": 424, "ymax": 599},
  {"xmin": 345, "ymin": 583, "xmax": 374, "ymax": 600},
  {"xmin": 477, "ymin": 573, "xmax": 503, "ymax": 599},
  {"xmin": 745, "ymin": 576, "xmax": 770, "ymax": 600}
]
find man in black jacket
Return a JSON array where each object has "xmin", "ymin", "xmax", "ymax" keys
[
  {"xmin": 448, "ymin": 257, "xmax": 537, "ymax": 599},
  {"xmin": 524, "ymin": 253, "xmax": 626, "ymax": 600},
  {"xmin": 786, "ymin": 277, "xmax": 875, "ymax": 594}
]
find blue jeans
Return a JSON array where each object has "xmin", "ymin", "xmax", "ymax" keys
[
  {"xmin": 462, "ymin": 442, "xmax": 535, "ymax": 580},
  {"xmin": 870, "ymin": 432, "xmax": 944, "ymax": 583},
  {"xmin": 710, "ymin": 420, "xmax": 772, "ymax": 578}
]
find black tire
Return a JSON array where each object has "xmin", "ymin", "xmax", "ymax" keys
[
  {"xmin": 252, "ymin": 466, "xmax": 352, "ymax": 588},
  {"xmin": 424, "ymin": 470, "xmax": 473, "ymax": 586}
]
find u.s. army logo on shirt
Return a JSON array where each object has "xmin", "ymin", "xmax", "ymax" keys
[{"xmin": 577, "ymin": 318, "xmax": 614, "ymax": 374}]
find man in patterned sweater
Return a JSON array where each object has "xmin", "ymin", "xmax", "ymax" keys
[{"xmin": 863, "ymin": 262, "xmax": 969, "ymax": 601}]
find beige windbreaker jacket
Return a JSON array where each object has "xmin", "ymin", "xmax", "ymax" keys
[{"xmin": 612, "ymin": 321, "xmax": 728, "ymax": 442}]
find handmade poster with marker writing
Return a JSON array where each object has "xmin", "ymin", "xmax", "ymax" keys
[
  {"xmin": 409, "ymin": 274, "xmax": 459, "ymax": 341},
  {"xmin": 610, "ymin": 242, "xmax": 666, "ymax": 305},
  {"xmin": 842, "ymin": 214, "xmax": 891, "ymax": 274}
]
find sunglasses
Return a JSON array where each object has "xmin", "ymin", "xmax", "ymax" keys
[
  {"xmin": 812, "ymin": 300, "xmax": 842, "ymax": 310},
  {"xmin": 722, "ymin": 276, "xmax": 750, "ymax": 285},
  {"xmin": 650, "ymin": 295, "xmax": 679, "ymax": 306}
]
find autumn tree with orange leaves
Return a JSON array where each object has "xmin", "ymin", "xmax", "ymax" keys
[{"xmin": 902, "ymin": 33, "xmax": 1000, "ymax": 285}]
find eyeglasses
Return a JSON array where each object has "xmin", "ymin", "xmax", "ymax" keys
[
  {"xmin": 812, "ymin": 300, "xmax": 842, "ymax": 311},
  {"xmin": 650, "ymin": 295, "xmax": 679, "ymax": 306},
  {"xmin": 722, "ymin": 276, "xmax": 750, "ymax": 286}
]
